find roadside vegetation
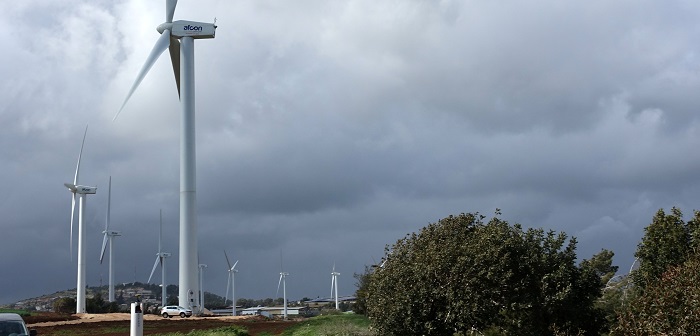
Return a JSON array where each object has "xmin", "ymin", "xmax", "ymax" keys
[
  {"xmin": 153, "ymin": 325, "xmax": 249, "ymax": 336},
  {"xmin": 279, "ymin": 314, "xmax": 372, "ymax": 336},
  {"xmin": 361, "ymin": 211, "xmax": 611, "ymax": 335},
  {"xmin": 149, "ymin": 315, "xmax": 371, "ymax": 336},
  {"xmin": 355, "ymin": 207, "xmax": 700, "ymax": 335},
  {"xmin": 611, "ymin": 208, "xmax": 700, "ymax": 335},
  {"xmin": 0, "ymin": 308, "xmax": 31, "ymax": 315}
]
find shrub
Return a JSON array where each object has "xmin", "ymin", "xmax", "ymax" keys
[
  {"xmin": 366, "ymin": 212, "xmax": 606, "ymax": 335},
  {"xmin": 613, "ymin": 256, "xmax": 700, "ymax": 335}
]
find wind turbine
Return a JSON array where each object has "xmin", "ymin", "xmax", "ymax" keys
[
  {"xmin": 99, "ymin": 176, "xmax": 121, "ymax": 302},
  {"xmin": 224, "ymin": 250, "xmax": 238, "ymax": 316},
  {"xmin": 148, "ymin": 210, "xmax": 171, "ymax": 308},
  {"xmin": 115, "ymin": 0, "xmax": 216, "ymax": 310},
  {"xmin": 276, "ymin": 255, "xmax": 289, "ymax": 320},
  {"xmin": 64, "ymin": 125, "xmax": 97, "ymax": 313},
  {"xmin": 330, "ymin": 263, "xmax": 340, "ymax": 310}
]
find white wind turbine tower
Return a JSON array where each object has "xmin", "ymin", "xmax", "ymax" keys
[
  {"xmin": 115, "ymin": 0, "xmax": 216, "ymax": 310},
  {"xmin": 64, "ymin": 125, "xmax": 97, "ymax": 314},
  {"xmin": 198, "ymin": 262, "xmax": 207, "ymax": 314},
  {"xmin": 99, "ymin": 177, "xmax": 121, "ymax": 302},
  {"xmin": 224, "ymin": 250, "xmax": 238, "ymax": 316},
  {"xmin": 330, "ymin": 263, "xmax": 340, "ymax": 310},
  {"xmin": 148, "ymin": 210, "xmax": 171, "ymax": 308}
]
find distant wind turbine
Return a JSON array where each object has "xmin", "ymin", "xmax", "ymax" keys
[
  {"xmin": 99, "ymin": 176, "xmax": 121, "ymax": 302},
  {"xmin": 148, "ymin": 210, "xmax": 171, "ymax": 307},
  {"xmin": 64, "ymin": 125, "xmax": 97, "ymax": 313},
  {"xmin": 277, "ymin": 254, "xmax": 289, "ymax": 320},
  {"xmin": 115, "ymin": 0, "xmax": 217, "ymax": 310},
  {"xmin": 224, "ymin": 250, "xmax": 238, "ymax": 316},
  {"xmin": 330, "ymin": 263, "xmax": 340, "ymax": 310}
]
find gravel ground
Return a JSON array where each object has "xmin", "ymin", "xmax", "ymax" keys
[{"xmin": 26, "ymin": 312, "xmax": 300, "ymax": 336}]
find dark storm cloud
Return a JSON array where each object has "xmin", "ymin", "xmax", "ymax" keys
[{"xmin": 1, "ymin": 0, "xmax": 700, "ymax": 305}]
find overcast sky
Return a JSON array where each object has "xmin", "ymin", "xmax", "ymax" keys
[{"xmin": 2, "ymin": 0, "xmax": 700, "ymax": 306}]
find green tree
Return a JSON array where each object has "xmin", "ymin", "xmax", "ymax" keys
[
  {"xmin": 613, "ymin": 256, "xmax": 700, "ymax": 335},
  {"xmin": 353, "ymin": 265, "xmax": 373, "ymax": 315},
  {"xmin": 686, "ymin": 210, "xmax": 700, "ymax": 252},
  {"xmin": 202, "ymin": 292, "xmax": 227, "ymax": 309},
  {"xmin": 84, "ymin": 292, "xmax": 122, "ymax": 313},
  {"xmin": 596, "ymin": 274, "xmax": 633, "ymax": 334},
  {"xmin": 581, "ymin": 250, "xmax": 620, "ymax": 332},
  {"xmin": 632, "ymin": 208, "xmax": 691, "ymax": 290},
  {"xmin": 581, "ymin": 249, "xmax": 618, "ymax": 284},
  {"xmin": 86, "ymin": 292, "xmax": 106, "ymax": 313},
  {"xmin": 365, "ymin": 212, "xmax": 607, "ymax": 336},
  {"xmin": 53, "ymin": 297, "xmax": 76, "ymax": 314}
]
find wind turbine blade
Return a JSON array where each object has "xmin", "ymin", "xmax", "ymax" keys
[
  {"xmin": 74, "ymin": 125, "xmax": 88, "ymax": 185},
  {"xmin": 168, "ymin": 36, "xmax": 181, "ymax": 97},
  {"xmin": 158, "ymin": 209, "xmax": 163, "ymax": 253},
  {"xmin": 104, "ymin": 176, "xmax": 112, "ymax": 231},
  {"xmin": 115, "ymin": 31, "xmax": 171, "ymax": 120},
  {"xmin": 69, "ymin": 193, "xmax": 76, "ymax": 259},
  {"xmin": 277, "ymin": 274, "xmax": 283, "ymax": 298},
  {"xmin": 99, "ymin": 234, "xmax": 108, "ymax": 263},
  {"xmin": 166, "ymin": 0, "xmax": 178, "ymax": 23},
  {"xmin": 148, "ymin": 256, "xmax": 160, "ymax": 283},
  {"xmin": 232, "ymin": 260, "xmax": 239, "ymax": 270},
  {"xmin": 224, "ymin": 250, "xmax": 232, "ymax": 269}
]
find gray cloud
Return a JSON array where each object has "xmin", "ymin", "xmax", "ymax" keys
[{"xmin": 1, "ymin": 0, "xmax": 700, "ymax": 305}]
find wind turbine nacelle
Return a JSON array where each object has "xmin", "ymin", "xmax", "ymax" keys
[
  {"xmin": 76, "ymin": 185, "xmax": 97, "ymax": 194},
  {"xmin": 171, "ymin": 20, "xmax": 216, "ymax": 39}
]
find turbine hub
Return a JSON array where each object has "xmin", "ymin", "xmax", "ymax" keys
[{"xmin": 157, "ymin": 22, "xmax": 174, "ymax": 34}]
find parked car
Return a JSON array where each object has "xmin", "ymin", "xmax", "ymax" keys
[
  {"xmin": 0, "ymin": 313, "xmax": 37, "ymax": 336},
  {"xmin": 160, "ymin": 306, "xmax": 192, "ymax": 318}
]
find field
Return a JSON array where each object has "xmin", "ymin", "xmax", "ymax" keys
[
  {"xmin": 24, "ymin": 312, "xmax": 300, "ymax": 336},
  {"xmin": 279, "ymin": 314, "xmax": 372, "ymax": 336},
  {"xmin": 21, "ymin": 312, "xmax": 372, "ymax": 336}
]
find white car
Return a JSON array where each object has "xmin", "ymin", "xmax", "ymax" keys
[
  {"xmin": 0, "ymin": 313, "xmax": 37, "ymax": 336},
  {"xmin": 160, "ymin": 306, "xmax": 192, "ymax": 318}
]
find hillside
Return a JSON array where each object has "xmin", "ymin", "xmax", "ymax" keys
[{"xmin": 2, "ymin": 282, "xmax": 228, "ymax": 312}]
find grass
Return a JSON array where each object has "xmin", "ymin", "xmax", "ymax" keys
[
  {"xmin": 45, "ymin": 331, "xmax": 74, "ymax": 336},
  {"xmin": 27, "ymin": 312, "xmax": 372, "ymax": 336},
  {"xmin": 0, "ymin": 308, "xmax": 31, "ymax": 316},
  {"xmin": 152, "ymin": 325, "xmax": 249, "ymax": 336},
  {"xmin": 148, "ymin": 314, "xmax": 373, "ymax": 336},
  {"xmin": 280, "ymin": 314, "xmax": 373, "ymax": 336}
]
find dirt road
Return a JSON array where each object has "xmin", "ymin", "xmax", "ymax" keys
[{"xmin": 26, "ymin": 313, "xmax": 300, "ymax": 336}]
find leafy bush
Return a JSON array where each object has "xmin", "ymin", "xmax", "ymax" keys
[
  {"xmin": 365, "ymin": 212, "xmax": 606, "ymax": 336},
  {"xmin": 613, "ymin": 256, "xmax": 700, "ymax": 335},
  {"xmin": 281, "ymin": 314, "xmax": 372, "ymax": 336},
  {"xmin": 632, "ymin": 208, "xmax": 698, "ymax": 290},
  {"xmin": 53, "ymin": 297, "xmax": 76, "ymax": 314}
]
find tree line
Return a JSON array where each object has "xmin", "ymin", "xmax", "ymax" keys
[{"xmin": 354, "ymin": 208, "xmax": 700, "ymax": 335}]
